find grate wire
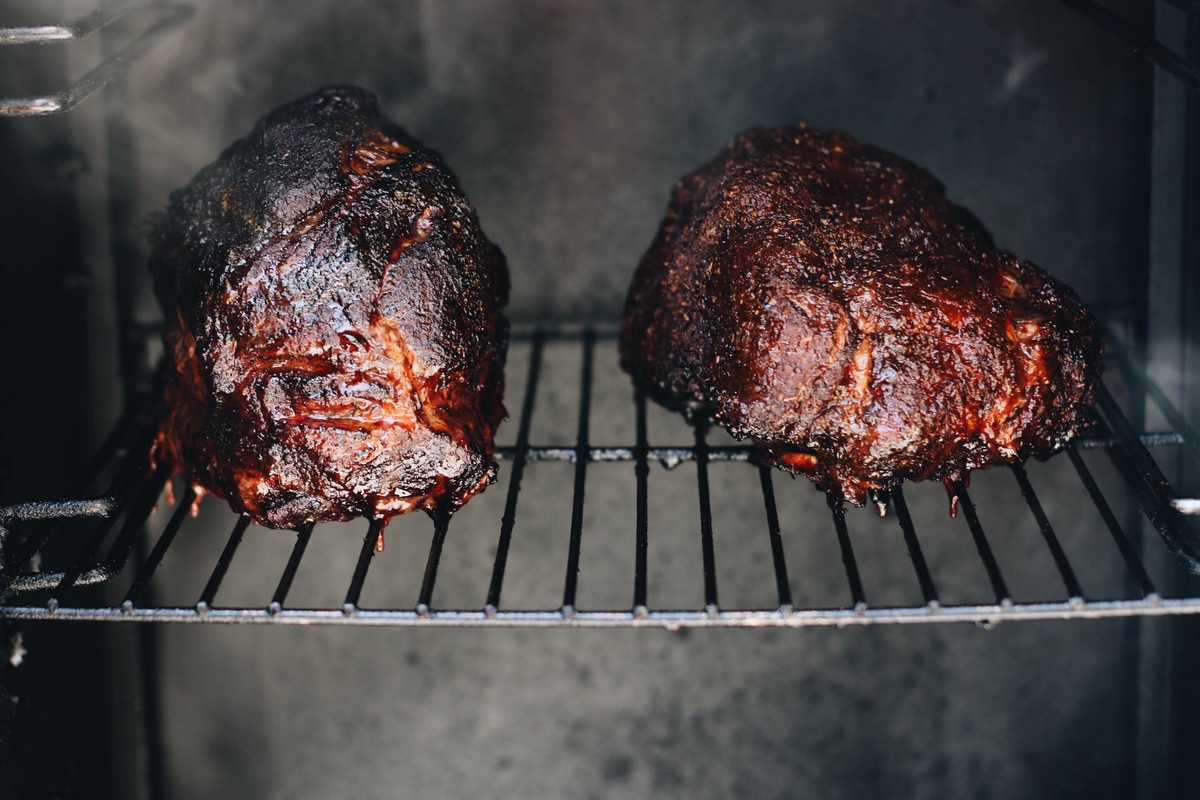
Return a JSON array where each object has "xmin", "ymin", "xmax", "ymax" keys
[
  {"xmin": 196, "ymin": 515, "xmax": 250, "ymax": 611},
  {"xmin": 486, "ymin": 330, "xmax": 544, "ymax": 613},
  {"xmin": 758, "ymin": 465, "xmax": 793, "ymax": 610},
  {"xmin": 952, "ymin": 481, "xmax": 1012, "ymax": 607},
  {"xmin": 562, "ymin": 328, "xmax": 595, "ymax": 613},
  {"xmin": 1011, "ymin": 463, "xmax": 1085, "ymax": 601},
  {"xmin": 891, "ymin": 487, "xmax": 940, "ymax": 607}
]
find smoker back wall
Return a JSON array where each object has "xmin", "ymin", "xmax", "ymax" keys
[
  {"xmin": 5, "ymin": 1, "xmax": 1199, "ymax": 799},
  {"xmin": 117, "ymin": 0, "xmax": 1149, "ymax": 327}
]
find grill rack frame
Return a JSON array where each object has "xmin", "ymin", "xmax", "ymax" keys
[
  {"xmin": 0, "ymin": 2, "xmax": 192, "ymax": 117},
  {"xmin": 1, "ymin": 325, "xmax": 1199, "ymax": 628}
]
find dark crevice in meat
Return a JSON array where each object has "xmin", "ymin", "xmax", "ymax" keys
[
  {"xmin": 151, "ymin": 87, "xmax": 508, "ymax": 529},
  {"xmin": 621, "ymin": 125, "xmax": 1102, "ymax": 506}
]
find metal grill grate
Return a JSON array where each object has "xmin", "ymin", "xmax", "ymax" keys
[
  {"xmin": 0, "ymin": 2, "xmax": 192, "ymax": 117},
  {"xmin": 1, "ymin": 326, "xmax": 1199, "ymax": 627}
]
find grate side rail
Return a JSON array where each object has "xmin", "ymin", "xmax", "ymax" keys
[{"xmin": 2, "ymin": 327, "xmax": 1199, "ymax": 627}]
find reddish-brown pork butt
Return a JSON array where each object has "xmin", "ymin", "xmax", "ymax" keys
[
  {"xmin": 151, "ymin": 87, "xmax": 508, "ymax": 529},
  {"xmin": 620, "ymin": 126, "xmax": 1102, "ymax": 507}
]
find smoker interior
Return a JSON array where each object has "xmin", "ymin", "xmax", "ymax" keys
[{"xmin": 2, "ymin": 1, "xmax": 1199, "ymax": 798}]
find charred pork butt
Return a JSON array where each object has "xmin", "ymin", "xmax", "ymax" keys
[
  {"xmin": 151, "ymin": 87, "xmax": 508, "ymax": 529},
  {"xmin": 621, "ymin": 126, "xmax": 1101, "ymax": 508}
]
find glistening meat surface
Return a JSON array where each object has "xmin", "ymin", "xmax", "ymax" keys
[
  {"xmin": 151, "ymin": 87, "xmax": 508, "ymax": 529},
  {"xmin": 620, "ymin": 126, "xmax": 1102, "ymax": 506}
]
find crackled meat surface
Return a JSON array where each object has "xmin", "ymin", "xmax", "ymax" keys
[
  {"xmin": 151, "ymin": 87, "xmax": 508, "ymax": 529},
  {"xmin": 621, "ymin": 126, "xmax": 1102, "ymax": 506}
]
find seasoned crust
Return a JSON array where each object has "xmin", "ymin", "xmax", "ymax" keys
[
  {"xmin": 151, "ymin": 87, "xmax": 508, "ymax": 528},
  {"xmin": 620, "ymin": 126, "xmax": 1102, "ymax": 505}
]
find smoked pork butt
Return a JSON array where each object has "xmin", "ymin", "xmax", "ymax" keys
[
  {"xmin": 620, "ymin": 126, "xmax": 1102, "ymax": 506},
  {"xmin": 151, "ymin": 87, "xmax": 508, "ymax": 529}
]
